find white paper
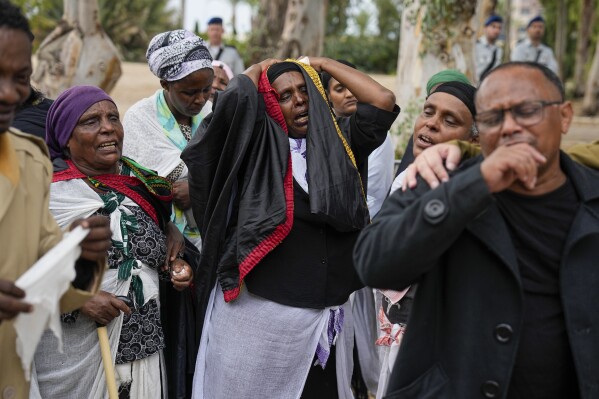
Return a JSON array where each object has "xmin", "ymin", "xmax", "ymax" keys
[{"xmin": 14, "ymin": 226, "xmax": 89, "ymax": 380}]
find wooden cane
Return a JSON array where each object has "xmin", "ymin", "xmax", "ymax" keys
[
  {"xmin": 96, "ymin": 295, "xmax": 133, "ymax": 399},
  {"xmin": 97, "ymin": 325, "xmax": 119, "ymax": 399}
]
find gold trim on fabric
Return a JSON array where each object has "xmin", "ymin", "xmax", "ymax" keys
[{"xmin": 289, "ymin": 59, "xmax": 367, "ymax": 202}]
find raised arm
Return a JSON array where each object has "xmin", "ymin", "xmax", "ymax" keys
[
  {"xmin": 307, "ymin": 57, "xmax": 396, "ymax": 112},
  {"xmin": 242, "ymin": 58, "xmax": 280, "ymax": 89}
]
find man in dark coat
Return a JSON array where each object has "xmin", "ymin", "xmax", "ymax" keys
[{"xmin": 353, "ymin": 62, "xmax": 599, "ymax": 398}]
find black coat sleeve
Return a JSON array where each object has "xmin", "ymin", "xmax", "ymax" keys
[{"xmin": 353, "ymin": 159, "xmax": 493, "ymax": 290}]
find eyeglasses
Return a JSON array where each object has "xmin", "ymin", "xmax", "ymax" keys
[{"xmin": 475, "ymin": 100, "xmax": 562, "ymax": 132}]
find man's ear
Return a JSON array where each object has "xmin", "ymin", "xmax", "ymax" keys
[
  {"xmin": 559, "ymin": 101, "xmax": 574, "ymax": 136},
  {"xmin": 159, "ymin": 79, "xmax": 169, "ymax": 91}
]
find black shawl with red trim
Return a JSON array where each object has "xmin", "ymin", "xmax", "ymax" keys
[{"xmin": 182, "ymin": 63, "xmax": 381, "ymax": 325}]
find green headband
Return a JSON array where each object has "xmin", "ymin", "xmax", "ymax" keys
[{"xmin": 426, "ymin": 69, "xmax": 471, "ymax": 96}]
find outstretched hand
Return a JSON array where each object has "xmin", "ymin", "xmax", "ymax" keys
[{"xmin": 402, "ymin": 143, "xmax": 463, "ymax": 191}]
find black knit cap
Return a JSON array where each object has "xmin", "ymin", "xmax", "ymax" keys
[
  {"xmin": 266, "ymin": 62, "xmax": 303, "ymax": 85},
  {"xmin": 430, "ymin": 81, "xmax": 477, "ymax": 117}
]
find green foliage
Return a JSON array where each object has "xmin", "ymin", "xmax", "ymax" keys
[
  {"xmin": 391, "ymin": 98, "xmax": 421, "ymax": 159},
  {"xmin": 323, "ymin": 0, "xmax": 401, "ymax": 73},
  {"xmin": 324, "ymin": 35, "xmax": 399, "ymax": 74},
  {"xmin": 12, "ymin": 0, "xmax": 62, "ymax": 49},
  {"xmin": 12, "ymin": 0, "xmax": 178, "ymax": 61},
  {"xmin": 354, "ymin": 10, "xmax": 370, "ymax": 37},
  {"xmin": 374, "ymin": 0, "xmax": 402, "ymax": 40},
  {"xmin": 98, "ymin": 0, "xmax": 178, "ymax": 61},
  {"xmin": 327, "ymin": 0, "xmax": 351, "ymax": 37},
  {"xmin": 539, "ymin": 0, "xmax": 598, "ymax": 87}
]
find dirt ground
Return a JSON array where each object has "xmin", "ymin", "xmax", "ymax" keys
[{"xmin": 111, "ymin": 62, "xmax": 598, "ymax": 149}]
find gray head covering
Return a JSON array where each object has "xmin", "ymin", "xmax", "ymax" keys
[{"xmin": 146, "ymin": 29, "xmax": 213, "ymax": 81}]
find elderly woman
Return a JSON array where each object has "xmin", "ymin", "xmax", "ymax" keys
[
  {"xmin": 122, "ymin": 30, "xmax": 214, "ymax": 252},
  {"xmin": 31, "ymin": 86, "xmax": 193, "ymax": 399},
  {"xmin": 182, "ymin": 58, "xmax": 398, "ymax": 398},
  {"xmin": 210, "ymin": 60, "xmax": 233, "ymax": 102}
]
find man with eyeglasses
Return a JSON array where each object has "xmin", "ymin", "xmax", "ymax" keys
[{"xmin": 353, "ymin": 62, "xmax": 598, "ymax": 398}]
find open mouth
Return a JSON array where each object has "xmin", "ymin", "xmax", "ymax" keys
[
  {"xmin": 98, "ymin": 141, "xmax": 118, "ymax": 151},
  {"xmin": 417, "ymin": 134, "xmax": 434, "ymax": 147},
  {"xmin": 295, "ymin": 111, "xmax": 309, "ymax": 125}
]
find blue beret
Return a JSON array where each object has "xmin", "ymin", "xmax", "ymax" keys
[
  {"xmin": 208, "ymin": 17, "xmax": 223, "ymax": 25},
  {"xmin": 527, "ymin": 16, "xmax": 545, "ymax": 28},
  {"xmin": 485, "ymin": 15, "xmax": 503, "ymax": 26}
]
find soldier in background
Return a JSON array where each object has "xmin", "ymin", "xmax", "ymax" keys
[
  {"xmin": 475, "ymin": 15, "xmax": 503, "ymax": 83},
  {"xmin": 206, "ymin": 17, "xmax": 245, "ymax": 75},
  {"xmin": 512, "ymin": 16, "xmax": 559, "ymax": 74}
]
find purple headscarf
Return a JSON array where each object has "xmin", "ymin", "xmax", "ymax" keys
[{"xmin": 46, "ymin": 85, "xmax": 115, "ymax": 160}]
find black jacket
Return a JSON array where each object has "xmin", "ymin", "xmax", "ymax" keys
[{"xmin": 354, "ymin": 153, "xmax": 599, "ymax": 398}]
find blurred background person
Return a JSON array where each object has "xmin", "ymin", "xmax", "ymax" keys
[
  {"xmin": 206, "ymin": 16, "xmax": 245, "ymax": 75},
  {"xmin": 512, "ymin": 16, "xmax": 558, "ymax": 74},
  {"xmin": 475, "ymin": 15, "xmax": 503, "ymax": 83}
]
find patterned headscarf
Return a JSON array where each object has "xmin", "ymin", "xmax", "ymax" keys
[
  {"xmin": 146, "ymin": 29, "xmax": 213, "ymax": 82},
  {"xmin": 46, "ymin": 85, "xmax": 115, "ymax": 160}
]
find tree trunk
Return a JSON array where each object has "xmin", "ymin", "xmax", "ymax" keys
[
  {"xmin": 582, "ymin": 41, "xmax": 599, "ymax": 115},
  {"xmin": 248, "ymin": 0, "xmax": 288, "ymax": 64},
  {"xmin": 476, "ymin": 0, "xmax": 497, "ymax": 38},
  {"xmin": 503, "ymin": 0, "xmax": 511, "ymax": 62},
  {"xmin": 230, "ymin": 0, "xmax": 239, "ymax": 38},
  {"xmin": 276, "ymin": 0, "xmax": 327, "ymax": 59},
  {"xmin": 31, "ymin": 0, "xmax": 122, "ymax": 98},
  {"xmin": 554, "ymin": 0, "xmax": 568, "ymax": 79},
  {"xmin": 180, "ymin": 0, "xmax": 186, "ymax": 29},
  {"xmin": 395, "ymin": 0, "xmax": 478, "ymax": 125},
  {"xmin": 573, "ymin": 0, "xmax": 595, "ymax": 96}
]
